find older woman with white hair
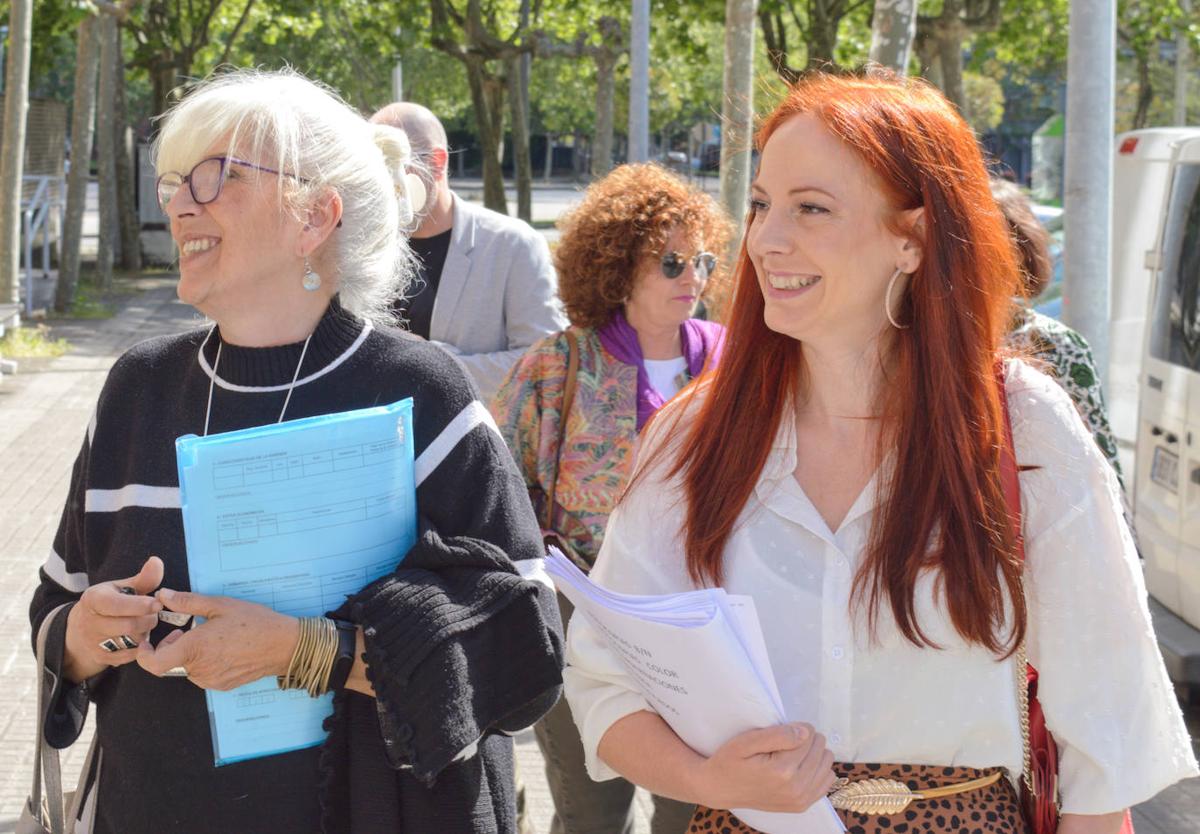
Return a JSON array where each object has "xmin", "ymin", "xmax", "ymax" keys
[{"xmin": 28, "ymin": 69, "xmax": 562, "ymax": 834}]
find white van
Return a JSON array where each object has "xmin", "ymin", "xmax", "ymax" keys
[
  {"xmin": 1109, "ymin": 129, "xmax": 1200, "ymax": 482},
  {"xmin": 1137, "ymin": 131, "xmax": 1200, "ymax": 688}
]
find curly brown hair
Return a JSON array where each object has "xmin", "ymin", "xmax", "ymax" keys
[{"xmin": 555, "ymin": 163, "xmax": 733, "ymax": 328}]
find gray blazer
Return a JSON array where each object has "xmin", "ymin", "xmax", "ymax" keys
[{"xmin": 429, "ymin": 194, "xmax": 567, "ymax": 399}]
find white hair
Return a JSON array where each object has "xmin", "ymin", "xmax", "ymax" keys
[{"xmin": 153, "ymin": 68, "xmax": 417, "ymax": 323}]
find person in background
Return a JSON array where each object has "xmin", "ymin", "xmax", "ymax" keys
[
  {"xmin": 563, "ymin": 71, "xmax": 1196, "ymax": 834},
  {"xmin": 369, "ymin": 102, "xmax": 567, "ymax": 399},
  {"xmin": 29, "ymin": 69, "xmax": 562, "ymax": 834},
  {"xmin": 492, "ymin": 162, "xmax": 733, "ymax": 834},
  {"xmin": 993, "ymin": 178, "xmax": 1125, "ymax": 483}
]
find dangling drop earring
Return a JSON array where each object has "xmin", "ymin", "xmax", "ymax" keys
[
  {"xmin": 885, "ymin": 267, "xmax": 911, "ymax": 330},
  {"xmin": 302, "ymin": 258, "xmax": 322, "ymax": 292}
]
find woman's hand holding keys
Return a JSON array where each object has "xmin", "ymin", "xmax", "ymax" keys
[{"xmin": 63, "ymin": 556, "xmax": 164, "ymax": 683}]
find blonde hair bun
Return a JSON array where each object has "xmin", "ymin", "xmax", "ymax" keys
[{"xmin": 370, "ymin": 123, "xmax": 425, "ymax": 224}]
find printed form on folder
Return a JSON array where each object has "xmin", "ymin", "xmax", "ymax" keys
[{"xmin": 176, "ymin": 398, "xmax": 417, "ymax": 766}]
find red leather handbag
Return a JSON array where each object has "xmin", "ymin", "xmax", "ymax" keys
[{"xmin": 998, "ymin": 371, "xmax": 1135, "ymax": 834}]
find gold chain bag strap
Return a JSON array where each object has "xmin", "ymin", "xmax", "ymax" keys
[
  {"xmin": 997, "ymin": 367, "xmax": 1060, "ymax": 834},
  {"xmin": 543, "ymin": 329, "xmax": 591, "ymax": 572},
  {"xmin": 998, "ymin": 369, "xmax": 1135, "ymax": 834}
]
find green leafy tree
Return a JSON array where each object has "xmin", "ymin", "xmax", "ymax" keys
[
  {"xmin": 962, "ymin": 69, "xmax": 1004, "ymax": 131},
  {"xmin": 124, "ymin": 0, "xmax": 239, "ymax": 116},
  {"xmin": 968, "ymin": 0, "xmax": 1068, "ymax": 90},
  {"xmin": 757, "ymin": 0, "xmax": 872, "ymax": 81},
  {"xmin": 199, "ymin": 0, "xmax": 415, "ymax": 113},
  {"xmin": 914, "ymin": 0, "xmax": 1001, "ymax": 111},
  {"xmin": 428, "ymin": 0, "xmax": 532, "ymax": 213},
  {"xmin": 533, "ymin": 9, "xmax": 626, "ymax": 177},
  {"xmin": 1116, "ymin": 0, "xmax": 1198, "ymax": 128}
]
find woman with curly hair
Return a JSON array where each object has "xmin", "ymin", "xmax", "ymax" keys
[{"xmin": 492, "ymin": 162, "xmax": 732, "ymax": 834}]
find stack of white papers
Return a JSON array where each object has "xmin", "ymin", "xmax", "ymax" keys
[{"xmin": 546, "ymin": 550, "xmax": 844, "ymax": 834}]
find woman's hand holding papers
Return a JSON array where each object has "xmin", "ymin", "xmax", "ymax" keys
[
  {"xmin": 598, "ymin": 712, "xmax": 835, "ymax": 814},
  {"xmin": 694, "ymin": 722, "xmax": 837, "ymax": 813},
  {"xmin": 137, "ymin": 589, "xmax": 299, "ymax": 690},
  {"xmin": 64, "ymin": 556, "xmax": 164, "ymax": 683}
]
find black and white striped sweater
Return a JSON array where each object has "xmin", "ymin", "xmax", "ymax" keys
[{"xmin": 29, "ymin": 298, "xmax": 562, "ymax": 834}]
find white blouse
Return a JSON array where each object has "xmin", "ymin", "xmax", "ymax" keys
[{"xmin": 563, "ymin": 360, "xmax": 1198, "ymax": 815}]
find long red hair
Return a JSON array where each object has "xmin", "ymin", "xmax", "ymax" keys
[{"xmin": 663, "ymin": 70, "xmax": 1024, "ymax": 655}]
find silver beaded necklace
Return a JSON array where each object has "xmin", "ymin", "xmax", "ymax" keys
[{"xmin": 201, "ymin": 324, "xmax": 314, "ymax": 437}]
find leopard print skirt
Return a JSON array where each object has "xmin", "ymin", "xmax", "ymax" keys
[{"xmin": 688, "ymin": 762, "xmax": 1029, "ymax": 834}]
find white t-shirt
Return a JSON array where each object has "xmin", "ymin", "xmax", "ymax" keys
[
  {"xmin": 643, "ymin": 357, "xmax": 688, "ymax": 400},
  {"xmin": 562, "ymin": 359, "xmax": 1199, "ymax": 815}
]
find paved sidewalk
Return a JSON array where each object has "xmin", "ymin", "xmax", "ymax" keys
[
  {"xmin": 0, "ymin": 280, "xmax": 1196, "ymax": 832},
  {"xmin": 0, "ymin": 281, "xmax": 202, "ymax": 830}
]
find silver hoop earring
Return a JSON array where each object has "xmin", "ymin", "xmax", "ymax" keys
[
  {"xmin": 885, "ymin": 267, "xmax": 910, "ymax": 330},
  {"xmin": 302, "ymin": 259, "xmax": 322, "ymax": 292}
]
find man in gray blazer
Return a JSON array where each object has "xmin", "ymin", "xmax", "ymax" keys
[{"xmin": 370, "ymin": 103, "xmax": 567, "ymax": 400}]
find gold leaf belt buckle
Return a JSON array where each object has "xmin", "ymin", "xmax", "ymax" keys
[{"xmin": 828, "ymin": 771, "xmax": 1003, "ymax": 814}]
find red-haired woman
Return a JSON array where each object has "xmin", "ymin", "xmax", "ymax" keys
[{"xmin": 561, "ymin": 71, "xmax": 1198, "ymax": 834}]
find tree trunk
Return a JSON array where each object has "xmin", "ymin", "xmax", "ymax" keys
[
  {"xmin": 465, "ymin": 56, "xmax": 507, "ymax": 213},
  {"xmin": 934, "ymin": 23, "xmax": 966, "ymax": 112},
  {"xmin": 95, "ymin": 14, "xmax": 120, "ymax": 289},
  {"xmin": 592, "ymin": 52, "xmax": 617, "ymax": 178},
  {"xmin": 1176, "ymin": 0, "xmax": 1192, "ymax": 124},
  {"xmin": 806, "ymin": 8, "xmax": 839, "ymax": 68},
  {"xmin": 915, "ymin": 28, "xmax": 942, "ymax": 86},
  {"xmin": 0, "ymin": 0, "xmax": 32, "ymax": 307},
  {"xmin": 759, "ymin": 9, "xmax": 799, "ymax": 83},
  {"xmin": 1133, "ymin": 51, "xmax": 1154, "ymax": 129},
  {"xmin": 150, "ymin": 55, "xmax": 191, "ymax": 119},
  {"xmin": 151, "ymin": 63, "xmax": 175, "ymax": 120},
  {"xmin": 506, "ymin": 55, "xmax": 532, "ymax": 222},
  {"xmin": 719, "ymin": 0, "xmax": 758, "ymax": 228},
  {"xmin": 628, "ymin": 0, "xmax": 650, "ymax": 161},
  {"xmin": 543, "ymin": 133, "xmax": 554, "ymax": 182},
  {"xmin": 870, "ymin": 0, "xmax": 918, "ymax": 73},
  {"xmin": 573, "ymin": 130, "xmax": 586, "ymax": 179},
  {"xmin": 718, "ymin": 0, "xmax": 759, "ymax": 320},
  {"xmin": 486, "ymin": 76, "xmax": 507, "ymax": 206},
  {"xmin": 114, "ymin": 27, "xmax": 141, "ymax": 273},
  {"xmin": 55, "ymin": 15, "xmax": 100, "ymax": 313}
]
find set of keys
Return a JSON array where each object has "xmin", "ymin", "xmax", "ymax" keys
[{"xmin": 97, "ymin": 586, "xmax": 193, "ymax": 677}]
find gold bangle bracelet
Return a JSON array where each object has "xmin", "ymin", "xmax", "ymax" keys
[{"xmin": 277, "ymin": 617, "xmax": 340, "ymax": 698}]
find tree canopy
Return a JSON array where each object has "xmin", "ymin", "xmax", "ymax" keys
[{"xmin": 12, "ymin": 0, "xmax": 1200, "ymax": 177}]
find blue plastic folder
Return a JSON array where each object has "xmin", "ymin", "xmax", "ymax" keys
[{"xmin": 175, "ymin": 398, "xmax": 417, "ymax": 766}]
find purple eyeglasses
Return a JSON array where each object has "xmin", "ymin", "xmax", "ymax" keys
[{"xmin": 155, "ymin": 156, "xmax": 305, "ymax": 212}]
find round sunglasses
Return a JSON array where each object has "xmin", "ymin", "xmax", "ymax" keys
[
  {"xmin": 659, "ymin": 250, "xmax": 717, "ymax": 279},
  {"xmin": 155, "ymin": 156, "xmax": 304, "ymax": 213}
]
